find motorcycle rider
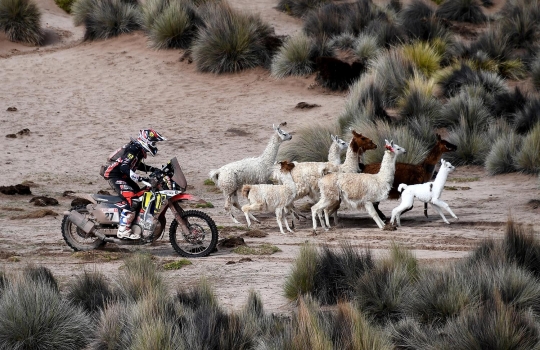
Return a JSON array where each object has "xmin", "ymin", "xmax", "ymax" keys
[{"xmin": 102, "ymin": 129, "xmax": 167, "ymax": 239}]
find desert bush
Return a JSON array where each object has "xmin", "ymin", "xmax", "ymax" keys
[
  {"xmin": 278, "ymin": 123, "xmax": 341, "ymax": 162},
  {"xmin": 504, "ymin": 218, "xmax": 540, "ymax": 277},
  {"xmin": 388, "ymin": 317, "xmax": 439, "ymax": 349},
  {"xmin": 352, "ymin": 32, "xmax": 381, "ymax": 64},
  {"xmin": 284, "ymin": 244, "xmax": 318, "ymax": 301},
  {"xmin": 328, "ymin": 302, "xmax": 394, "ymax": 349},
  {"xmin": 276, "ymin": 0, "xmax": 329, "ymax": 18},
  {"xmin": 407, "ymin": 114, "xmax": 438, "ymax": 145},
  {"xmin": 71, "ymin": 0, "xmax": 97, "ymax": 26},
  {"xmin": 0, "ymin": 0, "xmax": 43, "ymax": 45},
  {"xmin": 191, "ymin": 2, "xmax": 274, "ymax": 73},
  {"xmin": 176, "ymin": 277, "xmax": 217, "ymax": 308},
  {"xmin": 484, "ymin": 129, "xmax": 522, "ymax": 175},
  {"xmin": 532, "ymin": 55, "xmax": 540, "ymax": 91},
  {"xmin": 396, "ymin": 74, "xmax": 441, "ymax": 121},
  {"xmin": 0, "ymin": 277, "xmax": 92, "ymax": 349},
  {"xmin": 328, "ymin": 32, "xmax": 356, "ymax": 50},
  {"xmin": 500, "ymin": 10, "xmax": 539, "ymax": 50},
  {"xmin": 514, "ymin": 98, "xmax": 540, "ymax": 134},
  {"xmin": 445, "ymin": 117, "xmax": 489, "ymax": 165},
  {"xmin": 435, "ymin": 0, "xmax": 486, "ymax": 24},
  {"xmin": 490, "ymin": 87, "xmax": 528, "ymax": 120},
  {"xmin": 270, "ymin": 32, "xmax": 314, "ymax": 78},
  {"xmin": 344, "ymin": 0, "xmax": 379, "ymax": 35},
  {"xmin": 66, "ymin": 270, "xmax": 115, "ymax": 314},
  {"xmin": 514, "ymin": 122, "xmax": 540, "ymax": 174},
  {"xmin": 438, "ymin": 91, "xmax": 491, "ymax": 129},
  {"xmin": 116, "ymin": 253, "xmax": 167, "ymax": 301},
  {"xmin": 311, "ymin": 244, "xmax": 374, "ymax": 304},
  {"xmin": 140, "ymin": 0, "xmax": 164, "ymax": 29},
  {"xmin": 440, "ymin": 298, "xmax": 540, "ymax": 349},
  {"xmin": 286, "ymin": 296, "xmax": 334, "ymax": 349},
  {"xmin": 398, "ymin": 0, "xmax": 450, "ymax": 43},
  {"xmin": 91, "ymin": 301, "xmax": 133, "ymax": 349},
  {"xmin": 338, "ymin": 74, "xmax": 390, "ymax": 131},
  {"xmin": 365, "ymin": 18, "xmax": 405, "ymax": 49},
  {"xmin": 55, "ymin": 0, "xmax": 75, "ymax": 13},
  {"xmin": 23, "ymin": 265, "xmax": 59, "ymax": 292},
  {"xmin": 83, "ymin": 0, "xmax": 141, "ymax": 41},
  {"xmin": 404, "ymin": 266, "xmax": 478, "ymax": 326},
  {"xmin": 402, "ymin": 41, "xmax": 442, "ymax": 77},
  {"xmin": 146, "ymin": 0, "xmax": 200, "ymax": 49},
  {"xmin": 371, "ymin": 49, "xmax": 416, "ymax": 107},
  {"xmin": 302, "ymin": 3, "xmax": 350, "ymax": 41}
]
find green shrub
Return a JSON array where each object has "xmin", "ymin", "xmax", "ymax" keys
[
  {"xmin": 328, "ymin": 31, "xmax": 356, "ymax": 50},
  {"xmin": 23, "ymin": 265, "xmax": 59, "ymax": 293},
  {"xmin": 270, "ymin": 32, "xmax": 314, "ymax": 78},
  {"xmin": 276, "ymin": 0, "xmax": 330, "ymax": 18},
  {"xmin": 116, "ymin": 253, "xmax": 167, "ymax": 301},
  {"xmin": 66, "ymin": 270, "xmax": 114, "ymax": 313},
  {"xmin": 445, "ymin": 117, "xmax": 489, "ymax": 165},
  {"xmin": 71, "ymin": 0, "xmax": 97, "ymax": 26},
  {"xmin": 278, "ymin": 123, "xmax": 341, "ymax": 162},
  {"xmin": 435, "ymin": 0, "xmax": 486, "ymax": 24},
  {"xmin": 0, "ymin": 0, "xmax": 43, "ymax": 45},
  {"xmin": 396, "ymin": 75, "xmax": 441, "ymax": 120},
  {"xmin": 82, "ymin": 0, "xmax": 141, "ymax": 41},
  {"xmin": 283, "ymin": 244, "xmax": 318, "ymax": 301},
  {"xmin": 438, "ymin": 91, "xmax": 491, "ymax": 129},
  {"xmin": 371, "ymin": 49, "xmax": 416, "ymax": 107},
  {"xmin": 514, "ymin": 122, "xmax": 540, "ymax": 174},
  {"xmin": 302, "ymin": 3, "xmax": 350, "ymax": 41},
  {"xmin": 485, "ymin": 131, "xmax": 522, "ymax": 175},
  {"xmin": 352, "ymin": 32, "xmax": 381, "ymax": 64},
  {"xmin": 147, "ymin": 0, "xmax": 200, "ymax": 49},
  {"xmin": 191, "ymin": 1, "xmax": 273, "ymax": 73},
  {"xmin": 514, "ymin": 99, "xmax": 540, "ymax": 134},
  {"xmin": 402, "ymin": 41, "xmax": 442, "ymax": 77},
  {"xmin": 54, "ymin": 0, "xmax": 75, "ymax": 13},
  {"xmin": 0, "ymin": 278, "xmax": 92, "ymax": 349}
]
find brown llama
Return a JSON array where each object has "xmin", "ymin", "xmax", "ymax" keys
[
  {"xmin": 361, "ymin": 134, "xmax": 457, "ymax": 220},
  {"xmin": 315, "ymin": 56, "xmax": 365, "ymax": 91}
]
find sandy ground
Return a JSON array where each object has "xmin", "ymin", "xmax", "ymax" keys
[{"xmin": 1, "ymin": 0, "xmax": 539, "ymax": 314}]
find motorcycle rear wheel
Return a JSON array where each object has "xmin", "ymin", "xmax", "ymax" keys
[
  {"xmin": 169, "ymin": 210, "xmax": 218, "ymax": 257},
  {"xmin": 62, "ymin": 206, "xmax": 106, "ymax": 251}
]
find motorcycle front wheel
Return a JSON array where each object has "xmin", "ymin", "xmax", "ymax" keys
[
  {"xmin": 169, "ymin": 210, "xmax": 218, "ymax": 258},
  {"xmin": 62, "ymin": 206, "xmax": 106, "ymax": 251}
]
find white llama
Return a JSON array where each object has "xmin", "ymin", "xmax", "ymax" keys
[
  {"xmin": 390, "ymin": 159, "xmax": 458, "ymax": 226},
  {"xmin": 209, "ymin": 123, "xmax": 292, "ymax": 224},
  {"xmin": 328, "ymin": 134, "xmax": 349, "ymax": 165},
  {"xmin": 241, "ymin": 161, "xmax": 297, "ymax": 234},
  {"xmin": 312, "ymin": 140, "xmax": 406, "ymax": 231}
]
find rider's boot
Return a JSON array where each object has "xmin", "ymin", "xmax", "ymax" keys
[{"xmin": 117, "ymin": 210, "xmax": 139, "ymax": 239}]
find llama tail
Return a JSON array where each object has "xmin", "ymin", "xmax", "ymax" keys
[
  {"xmin": 208, "ymin": 169, "xmax": 219, "ymax": 184},
  {"xmin": 398, "ymin": 184, "xmax": 408, "ymax": 193},
  {"xmin": 241, "ymin": 185, "xmax": 251, "ymax": 198}
]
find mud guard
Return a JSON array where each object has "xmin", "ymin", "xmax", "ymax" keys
[{"xmin": 171, "ymin": 193, "xmax": 201, "ymax": 202}]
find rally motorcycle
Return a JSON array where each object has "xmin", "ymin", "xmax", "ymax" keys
[{"xmin": 61, "ymin": 157, "xmax": 218, "ymax": 257}]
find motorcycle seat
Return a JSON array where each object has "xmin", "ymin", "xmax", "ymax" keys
[{"xmin": 92, "ymin": 194, "xmax": 123, "ymax": 203}]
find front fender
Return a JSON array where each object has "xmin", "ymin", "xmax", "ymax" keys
[{"xmin": 171, "ymin": 193, "xmax": 201, "ymax": 202}]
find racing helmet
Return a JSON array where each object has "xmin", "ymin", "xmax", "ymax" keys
[{"xmin": 137, "ymin": 129, "xmax": 166, "ymax": 156}]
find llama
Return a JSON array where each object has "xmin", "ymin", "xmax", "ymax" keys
[
  {"xmin": 315, "ymin": 56, "xmax": 365, "ymax": 91},
  {"xmin": 316, "ymin": 130, "xmax": 378, "ymax": 226},
  {"xmin": 312, "ymin": 140, "xmax": 406, "ymax": 231},
  {"xmin": 361, "ymin": 134, "xmax": 457, "ymax": 220},
  {"xmin": 209, "ymin": 123, "xmax": 292, "ymax": 224},
  {"xmin": 328, "ymin": 134, "xmax": 348, "ymax": 165},
  {"xmin": 391, "ymin": 159, "xmax": 458, "ymax": 226},
  {"xmin": 241, "ymin": 161, "xmax": 297, "ymax": 234}
]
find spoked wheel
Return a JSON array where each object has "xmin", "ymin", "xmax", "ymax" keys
[
  {"xmin": 62, "ymin": 206, "xmax": 106, "ymax": 251},
  {"xmin": 169, "ymin": 210, "xmax": 218, "ymax": 258}
]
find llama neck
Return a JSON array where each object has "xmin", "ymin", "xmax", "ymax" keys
[
  {"xmin": 280, "ymin": 172, "xmax": 297, "ymax": 196},
  {"xmin": 376, "ymin": 150, "xmax": 398, "ymax": 184},
  {"xmin": 260, "ymin": 134, "xmax": 282, "ymax": 165},
  {"xmin": 327, "ymin": 142, "xmax": 342, "ymax": 165},
  {"xmin": 421, "ymin": 145, "xmax": 443, "ymax": 178},
  {"xmin": 341, "ymin": 146, "xmax": 360, "ymax": 173},
  {"xmin": 431, "ymin": 168, "xmax": 450, "ymax": 198}
]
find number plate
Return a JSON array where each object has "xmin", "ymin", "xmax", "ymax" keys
[{"xmin": 101, "ymin": 208, "xmax": 119, "ymax": 222}]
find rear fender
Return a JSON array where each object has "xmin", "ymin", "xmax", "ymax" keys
[{"xmin": 171, "ymin": 193, "xmax": 200, "ymax": 202}]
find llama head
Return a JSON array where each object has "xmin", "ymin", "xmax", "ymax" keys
[
  {"xmin": 435, "ymin": 133, "xmax": 458, "ymax": 153},
  {"xmin": 440, "ymin": 159, "xmax": 455, "ymax": 173},
  {"xmin": 273, "ymin": 122, "xmax": 293, "ymax": 141},
  {"xmin": 279, "ymin": 160, "xmax": 295, "ymax": 173},
  {"xmin": 351, "ymin": 130, "xmax": 377, "ymax": 153},
  {"xmin": 331, "ymin": 134, "xmax": 348, "ymax": 152},
  {"xmin": 384, "ymin": 139, "xmax": 406, "ymax": 155}
]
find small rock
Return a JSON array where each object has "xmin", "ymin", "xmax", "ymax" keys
[
  {"xmin": 62, "ymin": 190, "xmax": 76, "ymax": 197},
  {"xmin": 239, "ymin": 258, "xmax": 253, "ymax": 263},
  {"xmin": 16, "ymin": 128, "xmax": 30, "ymax": 136},
  {"xmin": 0, "ymin": 184, "xmax": 31, "ymax": 195},
  {"xmin": 30, "ymin": 196, "xmax": 59, "ymax": 206},
  {"xmin": 71, "ymin": 197, "xmax": 92, "ymax": 207},
  {"xmin": 295, "ymin": 102, "xmax": 321, "ymax": 109},
  {"xmin": 6, "ymin": 107, "xmax": 17, "ymax": 112},
  {"xmin": 218, "ymin": 237, "xmax": 246, "ymax": 248},
  {"xmin": 226, "ymin": 261, "xmax": 236, "ymax": 265},
  {"xmin": 6, "ymin": 134, "xmax": 16, "ymax": 138}
]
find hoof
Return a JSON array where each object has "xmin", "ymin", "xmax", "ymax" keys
[{"xmin": 383, "ymin": 223, "xmax": 397, "ymax": 231}]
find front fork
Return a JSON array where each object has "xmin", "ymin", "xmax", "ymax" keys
[{"xmin": 169, "ymin": 201, "xmax": 191, "ymax": 233}]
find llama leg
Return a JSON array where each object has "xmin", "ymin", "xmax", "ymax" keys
[
  {"xmin": 281, "ymin": 208, "xmax": 294, "ymax": 233},
  {"xmin": 365, "ymin": 202, "xmax": 385, "ymax": 229},
  {"xmin": 225, "ymin": 192, "xmax": 241, "ymax": 224},
  {"xmin": 429, "ymin": 203, "xmax": 449, "ymax": 224},
  {"xmin": 275, "ymin": 208, "xmax": 286, "ymax": 234},
  {"xmin": 241, "ymin": 204, "xmax": 252, "ymax": 228},
  {"xmin": 432, "ymin": 199, "xmax": 458, "ymax": 220},
  {"xmin": 373, "ymin": 202, "xmax": 387, "ymax": 222}
]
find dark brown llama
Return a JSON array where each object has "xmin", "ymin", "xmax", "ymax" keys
[
  {"xmin": 361, "ymin": 134, "xmax": 457, "ymax": 221},
  {"xmin": 315, "ymin": 56, "xmax": 365, "ymax": 91}
]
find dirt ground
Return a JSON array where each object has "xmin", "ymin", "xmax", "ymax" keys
[{"xmin": 1, "ymin": 0, "xmax": 539, "ymax": 315}]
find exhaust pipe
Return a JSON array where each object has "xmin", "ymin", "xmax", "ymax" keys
[{"xmin": 67, "ymin": 210, "xmax": 106, "ymax": 240}]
